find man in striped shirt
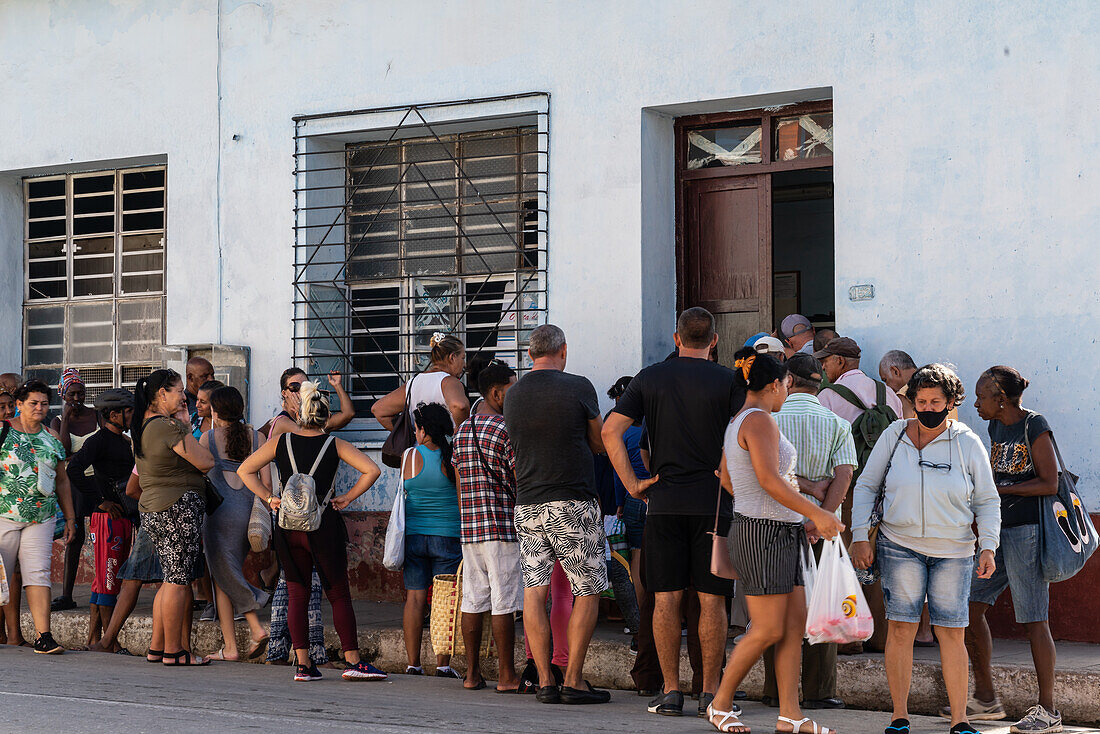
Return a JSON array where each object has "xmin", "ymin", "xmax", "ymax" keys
[{"xmin": 761, "ymin": 353, "xmax": 857, "ymax": 711}]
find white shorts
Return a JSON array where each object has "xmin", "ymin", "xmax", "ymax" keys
[
  {"xmin": 460, "ymin": 540, "xmax": 524, "ymax": 615},
  {"xmin": 0, "ymin": 517, "xmax": 56, "ymax": 588}
]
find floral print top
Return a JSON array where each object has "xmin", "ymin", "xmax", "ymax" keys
[{"xmin": 0, "ymin": 425, "xmax": 66, "ymax": 524}]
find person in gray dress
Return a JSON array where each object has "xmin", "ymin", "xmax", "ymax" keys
[{"xmin": 199, "ymin": 386, "xmax": 270, "ymax": 661}]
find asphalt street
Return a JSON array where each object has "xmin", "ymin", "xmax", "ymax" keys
[{"xmin": 0, "ymin": 646, "xmax": 1091, "ymax": 733}]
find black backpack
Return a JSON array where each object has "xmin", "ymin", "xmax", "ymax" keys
[{"xmin": 822, "ymin": 380, "xmax": 898, "ymax": 477}]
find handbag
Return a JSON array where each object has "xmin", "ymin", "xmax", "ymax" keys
[
  {"xmin": 708, "ymin": 483, "xmax": 738, "ymax": 581},
  {"xmin": 247, "ymin": 494, "xmax": 273, "ymax": 553},
  {"xmin": 854, "ymin": 429, "xmax": 906, "ymax": 585},
  {"xmin": 429, "ymin": 561, "xmax": 494, "ymax": 658},
  {"xmin": 382, "ymin": 448, "xmax": 411, "ymax": 572},
  {"xmin": 1023, "ymin": 417, "xmax": 1099, "ymax": 582},
  {"xmin": 381, "ymin": 374, "xmax": 417, "ymax": 469},
  {"xmin": 202, "ymin": 474, "xmax": 223, "ymax": 516}
]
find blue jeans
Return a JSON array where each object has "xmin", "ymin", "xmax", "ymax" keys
[
  {"xmin": 969, "ymin": 523, "xmax": 1049, "ymax": 623},
  {"xmin": 403, "ymin": 534, "xmax": 461, "ymax": 591},
  {"xmin": 877, "ymin": 534, "xmax": 974, "ymax": 628},
  {"xmin": 622, "ymin": 496, "xmax": 647, "ymax": 550}
]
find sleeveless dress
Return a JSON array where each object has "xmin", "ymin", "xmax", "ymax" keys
[{"xmin": 202, "ymin": 429, "xmax": 266, "ymax": 614}]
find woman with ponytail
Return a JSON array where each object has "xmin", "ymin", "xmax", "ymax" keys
[
  {"xmin": 132, "ymin": 369, "xmax": 216, "ymax": 667},
  {"xmin": 238, "ymin": 381, "xmax": 385, "ymax": 682},
  {"xmin": 707, "ymin": 350, "xmax": 844, "ymax": 734},
  {"xmin": 399, "ymin": 401, "xmax": 462, "ymax": 677},
  {"xmin": 199, "ymin": 386, "xmax": 271, "ymax": 661},
  {"xmin": 371, "ymin": 332, "xmax": 470, "ymax": 430}
]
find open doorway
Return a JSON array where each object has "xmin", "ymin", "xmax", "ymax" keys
[{"xmin": 771, "ymin": 168, "xmax": 834, "ymax": 330}]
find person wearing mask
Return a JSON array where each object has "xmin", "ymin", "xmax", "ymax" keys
[
  {"xmin": 200, "ymin": 386, "xmax": 271, "ymax": 662},
  {"xmin": 0, "ymin": 380, "xmax": 78, "ymax": 654},
  {"xmin": 706, "ymin": 352, "xmax": 844, "ymax": 734},
  {"xmin": 238, "ymin": 381, "xmax": 385, "ymax": 682},
  {"xmin": 190, "ymin": 380, "xmax": 224, "ymax": 440},
  {"xmin": 372, "ymin": 333, "xmax": 470, "ymax": 429},
  {"xmin": 451, "ymin": 360, "xmax": 523, "ymax": 692},
  {"xmin": 184, "ymin": 357, "xmax": 215, "ymax": 416},
  {"xmin": 504, "ymin": 324, "xmax": 611, "ymax": 705},
  {"xmin": 961, "ymin": 366, "xmax": 1062, "ymax": 734},
  {"xmin": 850, "ymin": 364, "xmax": 1000, "ymax": 734},
  {"xmin": 66, "ymin": 389, "xmax": 137, "ymax": 649},
  {"xmin": 131, "ymin": 369, "xmax": 217, "ymax": 666},
  {"xmin": 603, "ymin": 308, "xmax": 741, "ymax": 718},
  {"xmin": 50, "ymin": 368, "xmax": 100, "ymax": 613},
  {"xmin": 760, "ymin": 354, "xmax": 856, "ymax": 711},
  {"xmin": 779, "ymin": 314, "xmax": 816, "ymax": 356},
  {"xmin": 400, "ymin": 402, "xmax": 463, "ymax": 679}
]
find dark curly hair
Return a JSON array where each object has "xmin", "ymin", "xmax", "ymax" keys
[
  {"xmin": 13, "ymin": 379, "xmax": 51, "ymax": 404},
  {"xmin": 906, "ymin": 363, "xmax": 965, "ymax": 408}
]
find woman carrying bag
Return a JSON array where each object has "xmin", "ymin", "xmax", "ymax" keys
[
  {"xmin": 850, "ymin": 364, "xmax": 1000, "ymax": 734},
  {"xmin": 238, "ymin": 381, "xmax": 385, "ymax": 682}
]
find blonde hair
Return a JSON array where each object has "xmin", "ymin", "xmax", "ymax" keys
[
  {"xmin": 429, "ymin": 333, "xmax": 464, "ymax": 366},
  {"xmin": 297, "ymin": 380, "xmax": 331, "ymax": 429}
]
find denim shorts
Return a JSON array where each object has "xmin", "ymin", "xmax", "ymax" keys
[
  {"xmin": 969, "ymin": 523, "xmax": 1049, "ymax": 624},
  {"xmin": 403, "ymin": 534, "xmax": 461, "ymax": 591},
  {"xmin": 622, "ymin": 496, "xmax": 647, "ymax": 550},
  {"xmin": 877, "ymin": 534, "xmax": 974, "ymax": 628}
]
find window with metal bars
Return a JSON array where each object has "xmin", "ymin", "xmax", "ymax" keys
[
  {"xmin": 293, "ymin": 97, "xmax": 548, "ymax": 436},
  {"xmin": 22, "ymin": 167, "xmax": 166, "ymax": 405}
]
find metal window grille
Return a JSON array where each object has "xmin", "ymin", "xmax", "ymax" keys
[
  {"xmin": 293, "ymin": 95, "xmax": 549, "ymax": 438},
  {"xmin": 22, "ymin": 167, "xmax": 167, "ymax": 404}
]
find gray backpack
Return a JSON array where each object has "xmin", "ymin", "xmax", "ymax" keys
[{"xmin": 276, "ymin": 433, "xmax": 336, "ymax": 532}]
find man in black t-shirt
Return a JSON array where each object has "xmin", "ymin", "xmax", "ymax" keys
[
  {"xmin": 503, "ymin": 324, "xmax": 610, "ymax": 706},
  {"xmin": 603, "ymin": 307, "xmax": 744, "ymax": 717}
]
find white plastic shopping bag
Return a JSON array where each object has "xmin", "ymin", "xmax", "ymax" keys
[
  {"xmin": 805, "ymin": 539, "xmax": 873, "ymax": 645},
  {"xmin": 382, "ymin": 449, "xmax": 411, "ymax": 571},
  {"xmin": 800, "ymin": 540, "xmax": 818, "ymax": 607}
]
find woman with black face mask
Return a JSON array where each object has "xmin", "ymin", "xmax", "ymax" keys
[{"xmin": 849, "ymin": 363, "xmax": 1001, "ymax": 734}]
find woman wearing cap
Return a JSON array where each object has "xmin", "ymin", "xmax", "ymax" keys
[
  {"xmin": 849, "ymin": 364, "xmax": 1000, "ymax": 734},
  {"xmin": 0, "ymin": 379, "xmax": 78, "ymax": 654},
  {"xmin": 371, "ymin": 333, "xmax": 470, "ymax": 429}
]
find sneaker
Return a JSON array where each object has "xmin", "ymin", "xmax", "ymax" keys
[
  {"xmin": 1010, "ymin": 704, "xmax": 1063, "ymax": 734},
  {"xmin": 405, "ymin": 665, "xmax": 424, "ymax": 675},
  {"xmin": 342, "ymin": 661, "xmax": 388, "ymax": 681},
  {"xmin": 199, "ymin": 603, "xmax": 216, "ymax": 622},
  {"xmin": 435, "ymin": 665, "xmax": 461, "ymax": 679},
  {"xmin": 293, "ymin": 663, "xmax": 322, "ymax": 682},
  {"xmin": 49, "ymin": 596, "xmax": 77, "ymax": 612},
  {"xmin": 647, "ymin": 690, "xmax": 684, "ymax": 716},
  {"xmin": 939, "ymin": 696, "xmax": 1007, "ymax": 721},
  {"xmin": 32, "ymin": 632, "xmax": 64, "ymax": 655},
  {"xmin": 629, "ymin": 639, "xmax": 638, "ymax": 655}
]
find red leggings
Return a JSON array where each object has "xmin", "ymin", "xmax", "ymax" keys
[{"xmin": 283, "ymin": 530, "xmax": 358, "ymax": 655}]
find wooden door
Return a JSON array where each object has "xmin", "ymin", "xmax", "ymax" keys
[{"xmin": 682, "ymin": 174, "xmax": 771, "ymax": 363}]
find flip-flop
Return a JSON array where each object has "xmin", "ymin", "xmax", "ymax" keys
[
  {"xmin": 206, "ymin": 648, "xmax": 238, "ymax": 662},
  {"xmin": 115, "ymin": 647, "xmax": 133, "ymax": 656},
  {"xmin": 464, "ymin": 679, "xmax": 487, "ymax": 691},
  {"xmin": 495, "ymin": 687, "xmax": 520, "ymax": 694},
  {"xmin": 246, "ymin": 635, "xmax": 269, "ymax": 661},
  {"xmin": 146, "ymin": 648, "xmax": 164, "ymax": 663}
]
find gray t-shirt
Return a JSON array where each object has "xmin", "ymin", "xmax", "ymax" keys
[{"xmin": 503, "ymin": 369, "xmax": 600, "ymax": 506}]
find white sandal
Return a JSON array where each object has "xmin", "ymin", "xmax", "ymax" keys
[
  {"xmin": 776, "ymin": 716, "xmax": 836, "ymax": 734},
  {"xmin": 708, "ymin": 703, "xmax": 751, "ymax": 732}
]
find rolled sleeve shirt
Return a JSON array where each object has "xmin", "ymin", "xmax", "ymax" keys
[{"xmin": 775, "ymin": 393, "xmax": 858, "ymax": 516}]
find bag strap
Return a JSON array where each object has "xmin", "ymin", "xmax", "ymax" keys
[
  {"xmin": 821, "ymin": 383, "xmax": 869, "ymax": 412},
  {"xmin": 306, "ymin": 434, "xmax": 337, "ymax": 477},
  {"xmin": 874, "ymin": 428, "xmax": 907, "ymax": 503},
  {"xmin": 285, "ymin": 433, "xmax": 298, "ymax": 476},
  {"xmin": 875, "ymin": 380, "xmax": 889, "ymax": 410},
  {"xmin": 471, "ymin": 418, "xmax": 510, "ymax": 491}
]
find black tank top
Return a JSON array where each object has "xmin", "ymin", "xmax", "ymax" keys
[{"xmin": 274, "ymin": 433, "xmax": 339, "ymax": 500}]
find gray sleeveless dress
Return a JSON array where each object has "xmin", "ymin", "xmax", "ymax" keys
[{"xmin": 203, "ymin": 429, "xmax": 265, "ymax": 614}]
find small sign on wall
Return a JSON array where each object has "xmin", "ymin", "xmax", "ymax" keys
[{"xmin": 849, "ymin": 284, "xmax": 875, "ymax": 302}]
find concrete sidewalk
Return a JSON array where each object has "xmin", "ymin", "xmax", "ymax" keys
[{"xmin": 29, "ymin": 584, "xmax": 1100, "ymax": 726}]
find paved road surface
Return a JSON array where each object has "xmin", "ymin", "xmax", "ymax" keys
[{"xmin": 0, "ymin": 646, "xmax": 1090, "ymax": 733}]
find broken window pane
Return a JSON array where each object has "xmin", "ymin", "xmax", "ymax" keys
[
  {"xmin": 687, "ymin": 125, "xmax": 762, "ymax": 169},
  {"xmin": 774, "ymin": 113, "xmax": 833, "ymax": 161}
]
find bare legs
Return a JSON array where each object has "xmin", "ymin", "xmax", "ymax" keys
[
  {"xmin": 967, "ymin": 601, "xmax": 1056, "ymax": 712},
  {"xmin": 886, "ymin": 620, "xmax": 971, "ymax": 727},
  {"xmin": 402, "ymin": 589, "xmax": 450, "ymax": 670},
  {"xmin": 23, "ymin": 585, "xmax": 52, "ymax": 638},
  {"xmin": 1, "ymin": 574, "xmax": 25, "ymax": 645},
  {"xmin": 653, "ymin": 590, "xmax": 684, "ymax": 694}
]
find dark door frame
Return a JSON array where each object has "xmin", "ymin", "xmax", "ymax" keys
[{"xmin": 674, "ymin": 100, "xmax": 833, "ymax": 311}]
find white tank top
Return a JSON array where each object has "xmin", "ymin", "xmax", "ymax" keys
[
  {"xmin": 406, "ymin": 371, "xmax": 449, "ymax": 423},
  {"xmin": 723, "ymin": 408, "xmax": 802, "ymax": 523}
]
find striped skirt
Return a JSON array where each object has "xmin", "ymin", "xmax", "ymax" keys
[{"xmin": 730, "ymin": 513, "xmax": 806, "ymax": 596}]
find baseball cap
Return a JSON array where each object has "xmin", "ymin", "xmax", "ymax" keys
[
  {"xmin": 813, "ymin": 336, "xmax": 861, "ymax": 360},
  {"xmin": 743, "ymin": 331, "xmax": 770, "ymax": 348},
  {"xmin": 752, "ymin": 336, "xmax": 786, "ymax": 357},
  {"xmin": 780, "ymin": 314, "xmax": 813, "ymax": 339},
  {"xmin": 787, "ymin": 354, "xmax": 823, "ymax": 383}
]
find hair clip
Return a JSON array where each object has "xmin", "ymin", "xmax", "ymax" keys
[
  {"xmin": 430, "ymin": 332, "xmax": 447, "ymax": 347},
  {"xmin": 733, "ymin": 355, "xmax": 755, "ymax": 381}
]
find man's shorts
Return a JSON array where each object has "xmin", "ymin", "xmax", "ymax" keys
[
  {"xmin": 969, "ymin": 523, "xmax": 1049, "ymax": 624},
  {"xmin": 117, "ymin": 524, "xmax": 163, "ymax": 583},
  {"xmin": 461, "ymin": 540, "xmax": 524, "ymax": 615},
  {"xmin": 514, "ymin": 498, "xmax": 607, "ymax": 597},
  {"xmin": 90, "ymin": 512, "xmax": 133, "ymax": 606},
  {"xmin": 643, "ymin": 513, "xmax": 735, "ymax": 597}
]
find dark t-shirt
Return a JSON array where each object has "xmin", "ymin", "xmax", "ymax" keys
[
  {"xmin": 503, "ymin": 369, "xmax": 600, "ymax": 506},
  {"xmin": 613, "ymin": 357, "xmax": 744, "ymax": 516},
  {"xmin": 66, "ymin": 428, "xmax": 135, "ymax": 516},
  {"xmin": 989, "ymin": 411, "xmax": 1052, "ymax": 527}
]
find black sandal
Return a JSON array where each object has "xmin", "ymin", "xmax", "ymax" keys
[
  {"xmin": 948, "ymin": 725, "xmax": 979, "ymax": 734},
  {"xmin": 885, "ymin": 719, "xmax": 910, "ymax": 734},
  {"xmin": 146, "ymin": 648, "xmax": 164, "ymax": 663},
  {"xmin": 162, "ymin": 650, "xmax": 211, "ymax": 667}
]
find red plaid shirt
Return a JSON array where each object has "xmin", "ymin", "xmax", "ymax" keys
[{"xmin": 451, "ymin": 414, "xmax": 517, "ymax": 544}]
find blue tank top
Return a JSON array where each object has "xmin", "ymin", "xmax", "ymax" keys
[{"xmin": 403, "ymin": 445, "xmax": 460, "ymax": 538}]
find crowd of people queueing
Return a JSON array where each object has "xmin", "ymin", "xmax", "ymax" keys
[{"xmin": 0, "ymin": 304, "xmax": 1071, "ymax": 734}]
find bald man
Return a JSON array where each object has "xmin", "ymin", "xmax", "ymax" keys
[{"xmin": 184, "ymin": 357, "xmax": 214, "ymax": 415}]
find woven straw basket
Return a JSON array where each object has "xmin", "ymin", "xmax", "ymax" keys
[{"xmin": 429, "ymin": 562, "xmax": 494, "ymax": 658}]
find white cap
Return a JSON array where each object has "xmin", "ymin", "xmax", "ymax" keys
[{"xmin": 752, "ymin": 336, "xmax": 786, "ymax": 356}]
